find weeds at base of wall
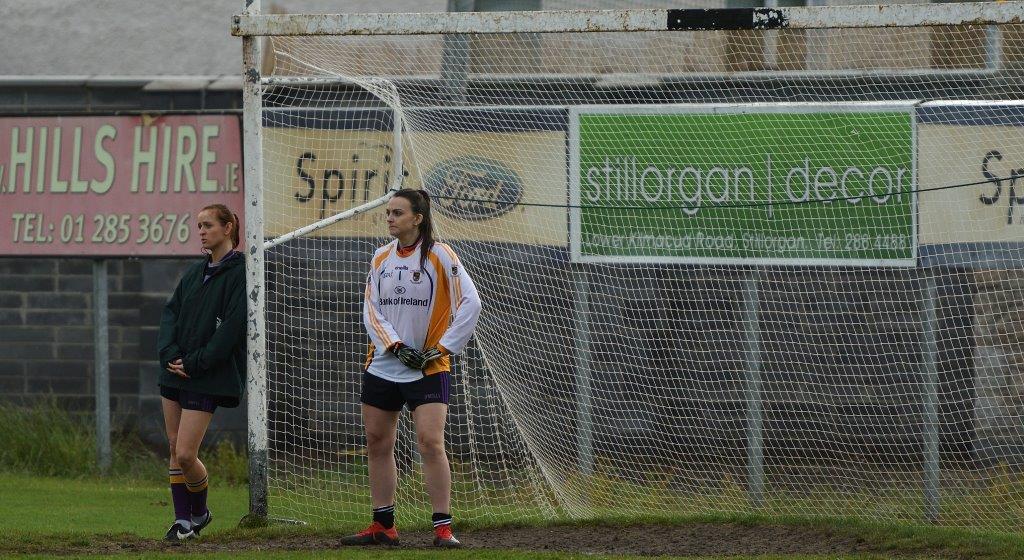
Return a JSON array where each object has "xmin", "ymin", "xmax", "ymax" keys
[{"xmin": 0, "ymin": 397, "xmax": 248, "ymax": 484}]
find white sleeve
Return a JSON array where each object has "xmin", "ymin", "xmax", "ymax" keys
[
  {"xmin": 437, "ymin": 247, "xmax": 482, "ymax": 355},
  {"xmin": 363, "ymin": 261, "xmax": 401, "ymax": 350}
]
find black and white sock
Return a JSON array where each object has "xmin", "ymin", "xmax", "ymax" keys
[
  {"xmin": 432, "ymin": 512, "xmax": 452, "ymax": 529},
  {"xmin": 373, "ymin": 504, "xmax": 395, "ymax": 529}
]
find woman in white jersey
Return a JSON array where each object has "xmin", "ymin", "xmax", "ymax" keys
[{"xmin": 342, "ymin": 188, "xmax": 481, "ymax": 549}]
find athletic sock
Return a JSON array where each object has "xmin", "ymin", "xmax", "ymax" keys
[
  {"xmin": 169, "ymin": 468, "xmax": 191, "ymax": 528},
  {"xmin": 373, "ymin": 504, "xmax": 395, "ymax": 529},
  {"xmin": 432, "ymin": 512, "xmax": 453, "ymax": 529},
  {"xmin": 186, "ymin": 474, "xmax": 209, "ymax": 518},
  {"xmin": 192, "ymin": 510, "xmax": 210, "ymax": 527}
]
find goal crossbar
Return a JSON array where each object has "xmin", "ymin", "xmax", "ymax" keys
[{"xmin": 232, "ymin": 2, "xmax": 1024, "ymax": 37}]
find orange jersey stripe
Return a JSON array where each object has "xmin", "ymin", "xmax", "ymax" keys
[
  {"xmin": 373, "ymin": 245, "xmax": 392, "ymax": 269},
  {"xmin": 368, "ymin": 244, "xmax": 395, "ymax": 346},
  {"xmin": 364, "ymin": 281, "xmax": 393, "ymax": 347},
  {"xmin": 364, "ymin": 343, "xmax": 375, "ymax": 370},
  {"xmin": 439, "ymin": 243, "xmax": 463, "ymax": 310},
  {"xmin": 423, "ymin": 251, "xmax": 452, "ymax": 375},
  {"xmin": 440, "ymin": 243, "xmax": 464, "ymax": 309},
  {"xmin": 439, "ymin": 243, "xmax": 459, "ymax": 266}
]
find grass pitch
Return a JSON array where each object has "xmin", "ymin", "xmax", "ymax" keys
[
  {"xmin": 5, "ymin": 472, "xmax": 1024, "ymax": 559},
  {"xmin": 3, "ymin": 400, "xmax": 1024, "ymax": 559}
]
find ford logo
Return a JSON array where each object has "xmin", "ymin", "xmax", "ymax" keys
[{"xmin": 424, "ymin": 156, "xmax": 522, "ymax": 220}]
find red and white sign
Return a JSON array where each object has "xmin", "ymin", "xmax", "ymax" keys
[{"xmin": 0, "ymin": 114, "xmax": 244, "ymax": 256}]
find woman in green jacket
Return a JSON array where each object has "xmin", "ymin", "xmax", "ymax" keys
[{"xmin": 157, "ymin": 203, "xmax": 246, "ymax": 542}]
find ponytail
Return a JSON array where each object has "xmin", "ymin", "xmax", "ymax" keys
[{"xmin": 230, "ymin": 213, "xmax": 240, "ymax": 248}]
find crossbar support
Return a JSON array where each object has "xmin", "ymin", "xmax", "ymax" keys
[{"xmin": 233, "ymin": 3, "xmax": 1024, "ymax": 36}]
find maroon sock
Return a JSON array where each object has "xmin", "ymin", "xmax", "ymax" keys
[{"xmin": 169, "ymin": 469, "xmax": 191, "ymax": 524}]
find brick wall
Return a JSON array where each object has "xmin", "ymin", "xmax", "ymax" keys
[
  {"xmin": 0, "ymin": 257, "xmax": 246, "ymax": 448},
  {"xmin": 0, "ymin": 253, "xmax": 1017, "ymax": 472}
]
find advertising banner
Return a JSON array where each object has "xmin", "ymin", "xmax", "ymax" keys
[
  {"xmin": 262, "ymin": 108, "xmax": 567, "ymax": 247},
  {"xmin": 569, "ymin": 105, "xmax": 917, "ymax": 266},
  {"xmin": 918, "ymin": 103, "xmax": 1024, "ymax": 248},
  {"xmin": 0, "ymin": 114, "xmax": 243, "ymax": 256}
]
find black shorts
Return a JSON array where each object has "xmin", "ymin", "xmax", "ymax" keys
[
  {"xmin": 361, "ymin": 371, "xmax": 451, "ymax": 412},
  {"xmin": 160, "ymin": 385, "xmax": 238, "ymax": 413}
]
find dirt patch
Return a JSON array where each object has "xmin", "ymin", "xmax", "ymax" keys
[
  {"xmin": 11, "ymin": 522, "xmax": 966, "ymax": 558},
  {"xmin": 470, "ymin": 523, "xmax": 875, "ymax": 557}
]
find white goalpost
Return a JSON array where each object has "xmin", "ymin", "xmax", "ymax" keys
[{"xmin": 236, "ymin": 1, "xmax": 1024, "ymax": 531}]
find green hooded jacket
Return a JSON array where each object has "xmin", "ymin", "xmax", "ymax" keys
[{"xmin": 157, "ymin": 252, "xmax": 246, "ymax": 401}]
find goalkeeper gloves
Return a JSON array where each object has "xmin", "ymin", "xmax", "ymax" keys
[
  {"xmin": 420, "ymin": 346, "xmax": 445, "ymax": 366},
  {"xmin": 390, "ymin": 343, "xmax": 425, "ymax": 370}
]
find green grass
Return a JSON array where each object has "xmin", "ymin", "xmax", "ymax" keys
[
  {"xmin": 8, "ymin": 399, "xmax": 1024, "ymax": 559},
  {"xmin": 250, "ymin": 462, "xmax": 1024, "ymax": 535},
  {"xmin": 0, "ymin": 472, "xmax": 249, "ymax": 535},
  {"xmin": 9, "ymin": 554, "xmax": 900, "ymax": 560},
  {"xmin": 6, "ymin": 472, "xmax": 1024, "ymax": 559}
]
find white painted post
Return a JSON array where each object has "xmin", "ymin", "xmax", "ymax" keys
[
  {"xmin": 241, "ymin": 0, "xmax": 268, "ymax": 521},
  {"xmin": 231, "ymin": 4, "xmax": 1024, "ymax": 37}
]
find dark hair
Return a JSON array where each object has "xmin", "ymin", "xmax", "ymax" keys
[
  {"xmin": 392, "ymin": 188, "xmax": 434, "ymax": 268},
  {"xmin": 201, "ymin": 203, "xmax": 241, "ymax": 249}
]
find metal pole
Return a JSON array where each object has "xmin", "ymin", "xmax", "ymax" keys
[
  {"xmin": 93, "ymin": 259, "xmax": 110, "ymax": 475},
  {"xmin": 923, "ymin": 275, "xmax": 940, "ymax": 523},
  {"xmin": 574, "ymin": 266, "xmax": 593, "ymax": 477},
  {"xmin": 986, "ymin": 24, "xmax": 1002, "ymax": 71},
  {"xmin": 804, "ymin": 0, "xmax": 828, "ymax": 70},
  {"xmin": 242, "ymin": 0, "xmax": 268, "ymax": 521},
  {"xmin": 764, "ymin": 0, "xmax": 780, "ymax": 69},
  {"xmin": 744, "ymin": 270, "xmax": 763, "ymax": 508},
  {"xmin": 442, "ymin": 0, "xmax": 472, "ymax": 104}
]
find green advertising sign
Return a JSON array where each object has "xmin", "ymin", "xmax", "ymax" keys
[{"xmin": 569, "ymin": 105, "xmax": 917, "ymax": 266}]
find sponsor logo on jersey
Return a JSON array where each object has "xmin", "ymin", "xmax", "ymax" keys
[
  {"xmin": 425, "ymin": 155, "xmax": 522, "ymax": 220},
  {"xmin": 394, "ymin": 285, "xmax": 406, "ymax": 294},
  {"xmin": 379, "ymin": 296, "xmax": 430, "ymax": 307}
]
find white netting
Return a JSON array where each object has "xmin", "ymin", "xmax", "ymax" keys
[{"xmin": 254, "ymin": 6, "xmax": 1024, "ymax": 531}]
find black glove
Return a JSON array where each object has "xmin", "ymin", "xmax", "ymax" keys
[
  {"xmin": 420, "ymin": 346, "xmax": 445, "ymax": 367},
  {"xmin": 390, "ymin": 343, "xmax": 425, "ymax": 369}
]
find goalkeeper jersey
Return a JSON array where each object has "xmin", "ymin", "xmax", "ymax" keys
[{"xmin": 363, "ymin": 239, "xmax": 482, "ymax": 383}]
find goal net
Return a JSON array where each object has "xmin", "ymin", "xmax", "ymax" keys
[{"xmin": 236, "ymin": 3, "xmax": 1024, "ymax": 531}]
